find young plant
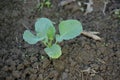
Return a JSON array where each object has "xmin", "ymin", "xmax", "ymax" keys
[
  {"xmin": 23, "ymin": 18, "xmax": 83, "ymax": 59},
  {"xmin": 114, "ymin": 9, "xmax": 120, "ymax": 18},
  {"xmin": 37, "ymin": 0, "xmax": 51, "ymax": 10}
]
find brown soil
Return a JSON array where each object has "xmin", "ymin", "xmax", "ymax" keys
[{"xmin": 0, "ymin": 0, "xmax": 120, "ymax": 80}]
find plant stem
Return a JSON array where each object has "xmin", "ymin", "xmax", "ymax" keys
[
  {"xmin": 42, "ymin": 41, "xmax": 48, "ymax": 47},
  {"xmin": 55, "ymin": 40, "xmax": 58, "ymax": 44},
  {"xmin": 48, "ymin": 39, "xmax": 52, "ymax": 47}
]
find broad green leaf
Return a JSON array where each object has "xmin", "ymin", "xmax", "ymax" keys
[
  {"xmin": 23, "ymin": 30, "xmax": 42, "ymax": 44},
  {"xmin": 44, "ymin": 44, "xmax": 62, "ymax": 59},
  {"xmin": 56, "ymin": 20, "xmax": 83, "ymax": 42},
  {"xmin": 35, "ymin": 18, "xmax": 54, "ymax": 39}
]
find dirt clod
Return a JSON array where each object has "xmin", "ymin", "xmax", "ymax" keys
[
  {"xmin": 29, "ymin": 74, "xmax": 37, "ymax": 80},
  {"xmin": 37, "ymin": 74, "xmax": 43, "ymax": 80},
  {"xmin": 53, "ymin": 60, "xmax": 65, "ymax": 72},
  {"xmin": 61, "ymin": 72, "xmax": 68, "ymax": 80},
  {"xmin": 12, "ymin": 71, "xmax": 21, "ymax": 78},
  {"xmin": 23, "ymin": 60, "xmax": 30, "ymax": 67},
  {"xmin": 17, "ymin": 63, "xmax": 24, "ymax": 70}
]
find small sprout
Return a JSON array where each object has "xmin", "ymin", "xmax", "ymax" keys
[
  {"xmin": 23, "ymin": 18, "xmax": 83, "ymax": 59},
  {"xmin": 114, "ymin": 9, "xmax": 120, "ymax": 18},
  {"xmin": 115, "ymin": 9, "xmax": 120, "ymax": 15},
  {"xmin": 37, "ymin": 0, "xmax": 51, "ymax": 10},
  {"xmin": 45, "ymin": 0, "xmax": 51, "ymax": 8},
  {"xmin": 41, "ymin": 55, "xmax": 45, "ymax": 60}
]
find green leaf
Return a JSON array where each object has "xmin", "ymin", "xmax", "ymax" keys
[
  {"xmin": 44, "ymin": 44, "xmax": 62, "ymax": 59},
  {"xmin": 35, "ymin": 18, "xmax": 56, "ymax": 42},
  {"xmin": 35, "ymin": 18, "xmax": 54, "ymax": 38},
  {"xmin": 56, "ymin": 20, "xmax": 83, "ymax": 42},
  {"xmin": 45, "ymin": 0, "xmax": 51, "ymax": 7},
  {"xmin": 47, "ymin": 26, "xmax": 56, "ymax": 40},
  {"xmin": 23, "ymin": 30, "xmax": 42, "ymax": 44}
]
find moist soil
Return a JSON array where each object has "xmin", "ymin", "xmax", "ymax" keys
[{"xmin": 0, "ymin": 0, "xmax": 120, "ymax": 80}]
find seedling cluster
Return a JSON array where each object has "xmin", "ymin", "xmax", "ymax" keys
[
  {"xmin": 23, "ymin": 18, "xmax": 83, "ymax": 59},
  {"xmin": 37, "ymin": 0, "xmax": 51, "ymax": 10}
]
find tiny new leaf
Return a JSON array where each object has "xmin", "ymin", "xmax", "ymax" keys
[
  {"xmin": 47, "ymin": 26, "xmax": 56, "ymax": 41},
  {"xmin": 35, "ymin": 18, "xmax": 55, "ymax": 40}
]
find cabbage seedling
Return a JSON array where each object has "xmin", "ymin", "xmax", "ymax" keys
[{"xmin": 23, "ymin": 18, "xmax": 83, "ymax": 59}]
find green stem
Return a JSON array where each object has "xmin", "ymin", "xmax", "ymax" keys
[
  {"xmin": 43, "ymin": 41, "xmax": 48, "ymax": 47},
  {"xmin": 48, "ymin": 39, "xmax": 52, "ymax": 47},
  {"xmin": 55, "ymin": 40, "xmax": 58, "ymax": 44}
]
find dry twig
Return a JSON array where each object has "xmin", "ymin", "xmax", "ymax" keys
[
  {"xmin": 84, "ymin": 0, "xmax": 93, "ymax": 15},
  {"xmin": 59, "ymin": 0, "xmax": 76, "ymax": 6},
  {"xmin": 81, "ymin": 67, "xmax": 97, "ymax": 76},
  {"xmin": 81, "ymin": 31, "xmax": 102, "ymax": 41},
  {"xmin": 97, "ymin": 58, "xmax": 106, "ymax": 64},
  {"xmin": 103, "ymin": 0, "xmax": 109, "ymax": 15}
]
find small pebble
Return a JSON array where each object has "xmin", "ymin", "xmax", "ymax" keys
[
  {"xmin": 62, "ymin": 72, "xmax": 68, "ymax": 80},
  {"xmin": 12, "ymin": 71, "xmax": 21, "ymax": 78}
]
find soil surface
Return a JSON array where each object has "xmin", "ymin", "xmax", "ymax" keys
[{"xmin": 0, "ymin": 0, "xmax": 120, "ymax": 80}]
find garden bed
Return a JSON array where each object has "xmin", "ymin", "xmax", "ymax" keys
[{"xmin": 0, "ymin": 0, "xmax": 120, "ymax": 80}]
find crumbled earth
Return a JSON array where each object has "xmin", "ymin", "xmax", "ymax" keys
[{"xmin": 0, "ymin": 0, "xmax": 120, "ymax": 80}]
